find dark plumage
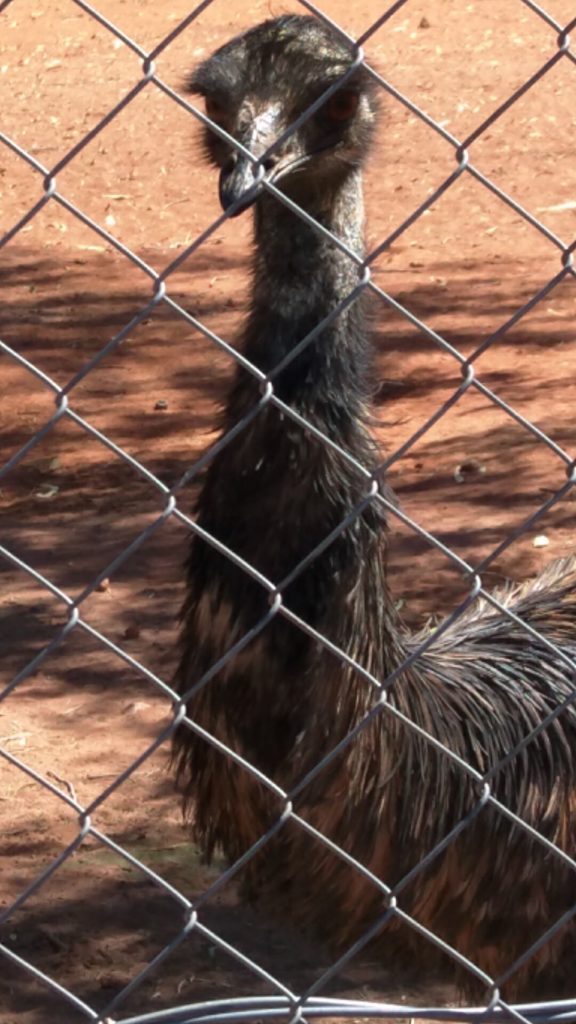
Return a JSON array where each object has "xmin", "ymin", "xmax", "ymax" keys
[{"xmin": 173, "ymin": 16, "xmax": 576, "ymax": 1001}]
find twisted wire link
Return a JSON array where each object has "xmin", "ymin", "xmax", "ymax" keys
[{"xmin": 1, "ymin": 0, "xmax": 575, "ymax": 1022}]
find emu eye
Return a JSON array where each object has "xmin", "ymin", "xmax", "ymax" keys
[
  {"xmin": 325, "ymin": 89, "xmax": 359, "ymax": 122},
  {"xmin": 205, "ymin": 96, "xmax": 226, "ymax": 122}
]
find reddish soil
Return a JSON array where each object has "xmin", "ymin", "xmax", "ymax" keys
[{"xmin": 1, "ymin": 1, "xmax": 575, "ymax": 1022}]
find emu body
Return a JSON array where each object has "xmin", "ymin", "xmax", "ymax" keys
[{"xmin": 174, "ymin": 16, "xmax": 576, "ymax": 999}]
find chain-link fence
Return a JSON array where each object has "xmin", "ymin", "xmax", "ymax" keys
[{"xmin": 1, "ymin": 1, "xmax": 576, "ymax": 1022}]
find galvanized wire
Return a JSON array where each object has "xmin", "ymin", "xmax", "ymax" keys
[{"xmin": 1, "ymin": 1, "xmax": 575, "ymax": 1023}]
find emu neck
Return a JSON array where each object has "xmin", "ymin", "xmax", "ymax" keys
[
  {"xmin": 245, "ymin": 170, "xmax": 369, "ymax": 414},
  {"xmin": 212, "ymin": 168, "xmax": 406, "ymax": 732}
]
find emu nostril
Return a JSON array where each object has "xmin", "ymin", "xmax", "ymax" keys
[{"xmin": 261, "ymin": 155, "xmax": 278, "ymax": 174}]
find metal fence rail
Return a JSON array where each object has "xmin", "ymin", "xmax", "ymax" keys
[{"xmin": 1, "ymin": 0, "xmax": 575, "ymax": 1022}]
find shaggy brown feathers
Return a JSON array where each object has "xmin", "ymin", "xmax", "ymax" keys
[{"xmin": 173, "ymin": 15, "xmax": 576, "ymax": 1001}]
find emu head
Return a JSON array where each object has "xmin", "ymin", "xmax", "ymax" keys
[{"xmin": 188, "ymin": 15, "xmax": 378, "ymax": 216}]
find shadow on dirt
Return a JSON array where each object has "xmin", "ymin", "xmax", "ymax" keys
[
  {"xmin": 1, "ymin": 244, "xmax": 574, "ymax": 1022},
  {"xmin": 2, "ymin": 241, "xmax": 574, "ymax": 690},
  {"xmin": 0, "ymin": 830, "xmax": 456, "ymax": 1024}
]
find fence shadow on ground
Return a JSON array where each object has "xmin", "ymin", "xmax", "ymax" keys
[{"xmin": 1, "ymin": 242, "xmax": 575, "ymax": 1022}]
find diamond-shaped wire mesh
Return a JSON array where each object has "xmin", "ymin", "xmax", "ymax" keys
[{"xmin": 1, "ymin": 1, "xmax": 576, "ymax": 1022}]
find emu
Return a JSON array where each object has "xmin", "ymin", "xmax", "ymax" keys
[{"xmin": 173, "ymin": 15, "xmax": 576, "ymax": 999}]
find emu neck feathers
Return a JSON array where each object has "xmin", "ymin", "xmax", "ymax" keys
[{"xmin": 242, "ymin": 171, "xmax": 369, "ymax": 411}]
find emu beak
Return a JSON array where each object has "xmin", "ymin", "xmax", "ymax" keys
[
  {"xmin": 219, "ymin": 156, "xmax": 263, "ymax": 216},
  {"xmin": 219, "ymin": 104, "xmax": 286, "ymax": 216}
]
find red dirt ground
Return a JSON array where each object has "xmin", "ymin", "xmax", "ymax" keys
[{"xmin": 1, "ymin": 1, "xmax": 575, "ymax": 1022}]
